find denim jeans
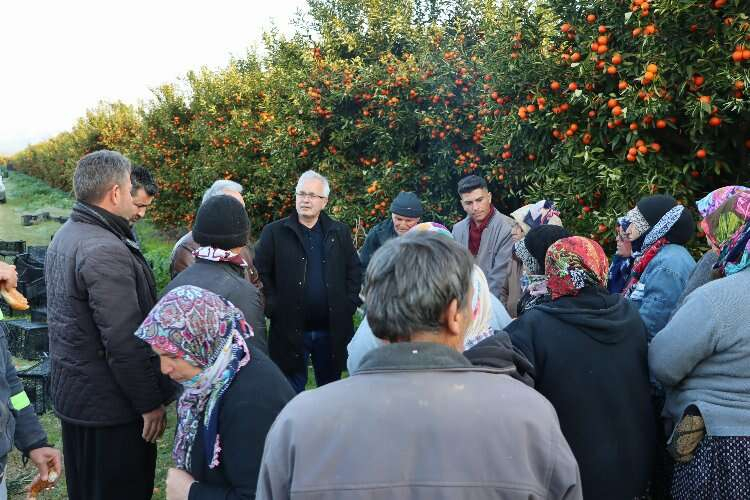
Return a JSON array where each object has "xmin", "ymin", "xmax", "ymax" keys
[{"xmin": 287, "ymin": 330, "xmax": 341, "ymax": 393}]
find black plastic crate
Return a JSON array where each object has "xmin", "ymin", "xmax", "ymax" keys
[
  {"xmin": 14, "ymin": 252, "xmax": 44, "ymax": 284},
  {"xmin": 1, "ymin": 319, "xmax": 48, "ymax": 359},
  {"xmin": 20, "ymin": 277, "xmax": 46, "ymax": 301},
  {"xmin": 0, "ymin": 240, "xmax": 26, "ymax": 257},
  {"xmin": 27, "ymin": 245, "xmax": 48, "ymax": 263},
  {"xmin": 18, "ymin": 358, "xmax": 51, "ymax": 415},
  {"xmin": 30, "ymin": 306, "xmax": 47, "ymax": 323}
]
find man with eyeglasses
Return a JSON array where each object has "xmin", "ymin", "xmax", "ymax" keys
[{"xmin": 254, "ymin": 170, "xmax": 362, "ymax": 392}]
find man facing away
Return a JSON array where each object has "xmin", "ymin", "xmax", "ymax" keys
[
  {"xmin": 170, "ymin": 179, "xmax": 263, "ymax": 290},
  {"xmin": 45, "ymin": 150, "xmax": 176, "ymax": 500},
  {"xmin": 452, "ymin": 174, "xmax": 516, "ymax": 304},
  {"xmin": 358, "ymin": 191, "xmax": 423, "ymax": 271},
  {"xmin": 257, "ymin": 232, "xmax": 581, "ymax": 499},
  {"xmin": 254, "ymin": 170, "xmax": 362, "ymax": 393}
]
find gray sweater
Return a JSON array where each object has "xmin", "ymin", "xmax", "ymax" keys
[
  {"xmin": 650, "ymin": 266, "xmax": 750, "ymax": 436},
  {"xmin": 453, "ymin": 209, "xmax": 515, "ymax": 304}
]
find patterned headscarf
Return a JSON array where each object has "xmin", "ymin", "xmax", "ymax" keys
[
  {"xmin": 464, "ymin": 266, "xmax": 494, "ymax": 350},
  {"xmin": 701, "ymin": 191, "xmax": 750, "ymax": 276},
  {"xmin": 513, "ymin": 238, "xmax": 539, "ymax": 274},
  {"xmin": 134, "ymin": 285, "xmax": 252, "ymax": 471},
  {"xmin": 696, "ymin": 186, "xmax": 750, "ymax": 218},
  {"xmin": 408, "ymin": 221, "xmax": 453, "ymax": 238},
  {"xmin": 545, "ymin": 236, "xmax": 609, "ymax": 299}
]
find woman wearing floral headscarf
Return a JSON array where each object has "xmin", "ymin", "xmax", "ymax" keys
[
  {"xmin": 504, "ymin": 200, "xmax": 563, "ymax": 316},
  {"xmin": 621, "ymin": 194, "xmax": 696, "ymax": 341},
  {"xmin": 513, "ymin": 224, "xmax": 570, "ymax": 316},
  {"xmin": 673, "ymin": 185, "xmax": 750, "ymax": 312},
  {"xmin": 134, "ymin": 285, "xmax": 294, "ymax": 500},
  {"xmin": 506, "ymin": 236, "xmax": 656, "ymax": 500},
  {"xmin": 650, "ymin": 189, "xmax": 750, "ymax": 499}
]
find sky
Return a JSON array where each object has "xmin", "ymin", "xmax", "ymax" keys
[{"xmin": 0, "ymin": 0, "xmax": 308, "ymax": 155}]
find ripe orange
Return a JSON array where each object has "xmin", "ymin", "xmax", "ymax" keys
[
  {"xmin": 695, "ymin": 149, "xmax": 707, "ymax": 159},
  {"xmin": 643, "ymin": 71, "xmax": 655, "ymax": 83},
  {"xmin": 733, "ymin": 51, "xmax": 744, "ymax": 62},
  {"xmin": 561, "ymin": 23, "xmax": 572, "ymax": 33},
  {"xmin": 699, "ymin": 95, "xmax": 711, "ymax": 104},
  {"xmin": 612, "ymin": 54, "xmax": 623, "ymax": 65},
  {"xmin": 651, "ymin": 142, "xmax": 661, "ymax": 152},
  {"xmin": 646, "ymin": 63, "xmax": 658, "ymax": 73},
  {"xmin": 598, "ymin": 25, "xmax": 607, "ymax": 33},
  {"xmin": 597, "ymin": 44, "xmax": 608, "ymax": 55},
  {"xmin": 693, "ymin": 74, "xmax": 705, "ymax": 86},
  {"xmin": 708, "ymin": 116, "xmax": 722, "ymax": 126},
  {"xmin": 638, "ymin": 145, "xmax": 648, "ymax": 154},
  {"xmin": 736, "ymin": 81, "xmax": 746, "ymax": 90},
  {"xmin": 612, "ymin": 105, "xmax": 623, "ymax": 116},
  {"xmin": 569, "ymin": 82, "xmax": 578, "ymax": 91},
  {"xmin": 608, "ymin": 98, "xmax": 618, "ymax": 108},
  {"xmin": 607, "ymin": 65, "xmax": 617, "ymax": 75},
  {"xmin": 619, "ymin": 80, "xmax": 628, "ymax": 90},
  {"xmin": 583, "ymin": 133, "xmax": 593, "ymax": 144},
  {"xmin": 587, "ymin": 14, "xmax": 597, "ymax": 24},
  {"xmin": 644, "ymin": 24, "xmax": 656, "ymax": 35},
  {"xmin": 571, "ymin": 52, "xmax": 582, "ymax": 62},
  {"xmin": 656, "ymin": 119, "xmax": 667, "ymax": 128},
  {"xmin": 630, "ymin": 122, "xmax": 639, "ymax": 130},
  {"xmin": 597, "ymin": 35, "xmax": 608, "ymax": 45},
  {"xmin": 551, "ymin": 81, "xmax": 561, "ymax": 91},
  {"xmin": 632, "ymin": 27, "xmax": 642, "ymax": 37}
]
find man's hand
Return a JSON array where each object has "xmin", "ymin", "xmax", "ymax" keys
[
  {"xmin": 28, "ymin": 447, "xmax": 62, "ymax": 481},
  {"xmin": 0, "ymin": 262, "xmax": 18, "ymax": 290},
  {"xmin": 142, "ymin": 405, "xmax": 167, "ymax": 443},
  {"xmin": 166, "ymin": 467, "xmax": 196, "ymax": 500}
]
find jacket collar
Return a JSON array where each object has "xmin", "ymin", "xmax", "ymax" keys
[
  {"xmin": 71, "ymin": 201, "xmax": 141, "ymax": 253},
  {"xmin": 356, "ymin": 342, "xmax": 509, "ymax": 375},
  {"xmin": 282, "ymin": 209, "xmax": 333, "ymax": 235}
]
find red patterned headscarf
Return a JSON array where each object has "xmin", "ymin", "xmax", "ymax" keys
[{"xmin": 545, "ymin": 236, "xmax": 609, "ymax": 299}]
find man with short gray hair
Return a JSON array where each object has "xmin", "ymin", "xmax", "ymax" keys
[
  {"xmin": 257, "ymin": 232, "xmax": 582, "ymax": 499},
  {"xmin": 169, "ymin": 179, "xmax": 262, "ymax": 290},
  {"xmin": 46, "ymin": 150, "xmax": 176, "ymax": 500},
  {"xmin": 255, "ymin": 170, "xmax": 362, "ymax": 392}
]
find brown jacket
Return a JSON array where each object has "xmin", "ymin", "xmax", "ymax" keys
[
  {"xmin": 504, "ymin": 256, "xmax": 523, "ymax": 318},
  {"xmin": 169, "ymin": 231, "xmax": 262, "ymax": 290}
]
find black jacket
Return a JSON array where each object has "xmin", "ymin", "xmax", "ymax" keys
[
  {"xmin": 187, "ymin": 344, "xmax": 295, "ymax": 500},
  {"xmin": 45, "ymin": 203, "xmax": 176, "ymax": 425},
  {"xmin": 254, "ymin": 211, "xmax": 362, "ymax": 374},
  {"xmin": 505, "ymin": 287, "xmax": 656, "ymax": 500},
  {"xmin": 358, "ymin": 218, "xmax": 397, "ymax": 272},
  {"xmin": 463, "ymin": 330, "xmax": 535, "ymax": 387},
  {"xmin": 163, "ymin": 260, "xmax": 268, "ymax": 352}
]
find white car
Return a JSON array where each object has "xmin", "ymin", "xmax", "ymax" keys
[{"xmin": 0, "ymin": 177, "xmax": 5, "ymax": 203}]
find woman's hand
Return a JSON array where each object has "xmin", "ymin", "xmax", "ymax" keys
[{"xmin": 166, "ymin": 468, "xmax": 196, "ymax": 500}]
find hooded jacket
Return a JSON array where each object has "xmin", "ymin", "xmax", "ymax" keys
[
  {"xmin": 257, "ymin": 342, "xmax": 582, "ymax": 500},
  {"xmin": 505, "ymin": 287, "xmax": 656, "ymax": 500}
]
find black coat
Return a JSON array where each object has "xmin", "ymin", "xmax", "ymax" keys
[
  {"xmin": 187, "ymin": 344, "xmax": 295, "ymax": 500},
  {"xmin": 254, "ymin": 211, "xmax": 362, "ymax": 374},
  {"xmin": 505, "ymin": 287, "xmax": 656, "ymax": 500},
  {"xmin": 46, "ymin": 203, "xmax": 176, "ymax": 425},
  {"xmin": 358, "ymin": 218, "xmax": 397, "ymax": 272},
  {"xmin": 163, "ymin": 260, "xmax": 268, "ymax": 352}
]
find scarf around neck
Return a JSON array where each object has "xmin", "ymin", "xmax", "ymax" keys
[
  {"xmin": 193, "ymin": 246, "xmax": 248, "ymax": 268},
  {"xmin": 134, "ymin": 285, "xmax": 253, "ymax": 471}
]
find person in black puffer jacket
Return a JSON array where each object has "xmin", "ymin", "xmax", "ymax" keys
[
  {"xmin": 135, "ymin": 286, "xmax": 294, "ymax": 500},
  {"xmin": 163, "ymin": 195, "xmax": 267, "ymax": 352},
  {"xmin": 506, "ymin": 236, "xmax": 656, "ymax": 500},
  {"xmin": 45, "ymin": 151, "xmax": 176, "ymax": 500}
]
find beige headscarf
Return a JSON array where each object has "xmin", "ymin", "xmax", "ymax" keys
[{"xmin": 463, "ymin": 265, "xmax": 494, "ymax": 350}]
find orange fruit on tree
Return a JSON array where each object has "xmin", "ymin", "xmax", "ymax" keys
[
  {"xmin": 561, "ymin": 23, "xmax": 572, "ymax": 33},
  {"xmin": 571, "ymin": 52, "xmax": 581, "ymax": 62},
  {"xmin": 597, "ymin": 35, "xmax": 608, "ymax": 45},
  {"xmin": 644, "ymin": 24, "xmax": 656, "ymax": 35},
  {"xmin": 587, "ymin": 14, "xmax": 597, "ymax": 23},
  {"xmin": 597, "ymin": 44, "xmax": 609, "ymax": 55},
  {"xmin": 612, "ymin": 54, "xmax": 623, "ymax": 65},
  {"xmin": 646, "ymin": 63, "xmax": 658, "ymax": 73},
  {"xmin": 608, "ymin": 98, "xmax": 618, "ymax": 108},
  {"xmin": 607, "ymin": 65, "xmax": 617, "ymax": 75},
  {"xmin": 699, "ymin": 95, "xmax": 711, "ymax": 104},
  {"xmin": 551, "ymin": 81, "xmax": 561, "ymax": 91},
  {"xmin": 656, "ymin": 119, "xmax": 667, "ymax": 128},
  {"xmin": 569, "ymin": 82, "xmax": 578, "ymax": 91},
  {"xmin": 693, "ymin": 74, "xmax": 705, "ymax": 86},
  {"xmin": 630, "ymin": 122, "xmax": 639, "ymax": 130},
  {"xmin": 619, "ymin": 80, "xmax": 628, "ymax": 90},
  {"xmin": 736, "ymin": 80, "xmax": 746, "ymax": 90},
  {"xmin": 598, "ymin": 25, "xmax": 607, "ymax": 33},
  {"xmin": 612, "ymin": 105, "xmax": 623, "ymax": 116},
  {"xmin": 643, "ymin": 71, "xmax": 655, "ymax": 83},
  {"xmin": 650, "ymin": 142, "xmax": 661, "ymax": 152},
  {"xmin": 632, "ymin": 27, "xmax": 642, "ymax": 37},
  {"xmin": 582, "ymin": 133, "xmax": 592, "ymax": 144},
  {"xmin": 695, "ymin": 149, "xmax": 707, "ymax": 159},
  {"xmin": 708, "ymin": 116, "xmax": 722, "ymax": 126},
  {"xmin": 638, "ymin": 145, "xmax": 648, "ymax": 154}
]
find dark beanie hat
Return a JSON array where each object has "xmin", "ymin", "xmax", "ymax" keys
[
  {"xmin": 636, "ymin": 194, "xmax": 695, "ymax": 245},
  {"xmin": 525, "ymin": 225, "xmax": 571, "ymax": 270},
  {"xmin": 390, "ymin": 191, "xmax": 424, "ymax": 218},
  {"xmin": 193, "ymin": 195, "xmax": 250, "ymax": 250}
]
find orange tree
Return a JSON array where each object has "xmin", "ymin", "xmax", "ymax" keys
[{"xmin": 10, "ymin": 0, "xmax": 750, "ymax": 247}]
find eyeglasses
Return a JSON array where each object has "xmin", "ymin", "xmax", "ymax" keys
[{"xmin": 296, "ymin": 191, "xmax": 327, "ymax": 200}]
